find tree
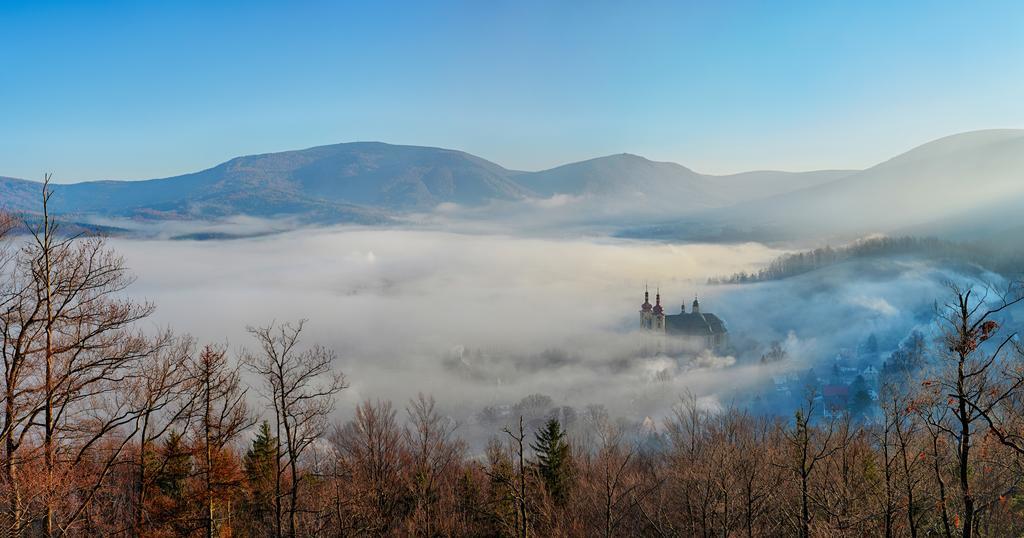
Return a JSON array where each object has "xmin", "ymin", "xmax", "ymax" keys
[
  {"xmin": 404, "ymin": 393, "xmax": 464, "ymax": 536},
  {"xmin": 129, "ymin": 333, "xmax": 196, "ymax": 533},
  {"xmin": 243, "ymin": 421, "xmax": 279, "ymax": 532},
  {"xmin": 531, "ymin": 418, "xmax": 572, "ymax": 505},
  {"xmin": 190, "ymin": 345, "xmax": 252, "ymax": 538},
  {"xmin": 150, "ymin": 430, "xmax": 194, "ymax": 534},
  {"xmin": 3, "ymin": 176, "xmax": 158, "ymax": 536},
  {"xmin": 920, "ymin": 282, "xmax": 1024, "ymax": 538},
  {"xmin": 575, "ymin": 406, "xmax": 658, "ymax": 537},
  {"xmin": 849, "ymin": 375, "xmax": 872, "ymax": 416},
  {"xmin": 782, "ymin": 396, "xmax": 841, "ymax": 538},
  {"xmin": 864, "ymin": 334, "xmax": 880, "ymax": 355},
  {"xmin": 330, "ymin": 400, "xmax": 405, "ymax": 535},
  {"xmin": 244, "ymin": 320, "xmax": 347, "ymax": 538}
]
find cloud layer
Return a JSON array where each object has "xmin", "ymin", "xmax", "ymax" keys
[{"xmin": 109, "ymin": 227, "xmax": 1005, "ymax": 441}]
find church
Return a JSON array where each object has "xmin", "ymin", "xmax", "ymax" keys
[{"xmin": 640, "ymin": 289, "xmax": 728, "ymax": 351}]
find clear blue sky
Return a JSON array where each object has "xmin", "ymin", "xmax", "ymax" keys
[{"xmin": 3, "ymin": 1, "xmax": 1023, "ymax": 182}]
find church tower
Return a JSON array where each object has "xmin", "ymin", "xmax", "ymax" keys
[
  {"xmin": 653, "ymin": 289, "xmax": 666, "ymax": 332},
  {"xmin": 640, "ymin": 288, "xmax": 653, "ymax": 330}
]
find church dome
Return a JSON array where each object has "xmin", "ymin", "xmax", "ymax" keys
[{"xmin": 641, "ymin": 290, "xmax": 652, "ymax": 312}]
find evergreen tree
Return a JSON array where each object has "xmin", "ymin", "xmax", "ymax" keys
[
  {"xmin": 243, "ymin": 421, "xmax": 279, "ymax": 526},
  {"xmin": 530, "ymin": 418, "xmax": 572, "ymax": 504},
  {"xmin": 849, "ymin": 375, "xmax": 872, "ymax": 415},
  {"xmin": 152, "ymin": 430, "xmax": 193, "ymax": 534},
  {"xmin": 156, "ymin": 430, "xmax": 192, "ymax": 499},
  {"xmin": 864, "ymin": 333, "xmax": 879, "ymax": 355}
]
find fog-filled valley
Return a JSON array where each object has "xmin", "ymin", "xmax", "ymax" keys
[
  {"xmin": 2, "ymin": 130, "xmax": 1024, "ymax": 536},
  {"xmin": 109, "ymin": 228, "xmax": 1017, "ymax": 444}
]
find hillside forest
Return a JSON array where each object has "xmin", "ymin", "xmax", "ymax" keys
[{"xmin": 2, "ymin": 186, "xmax": 1024, "ymax": 538}]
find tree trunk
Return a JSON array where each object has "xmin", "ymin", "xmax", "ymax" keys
[
  {"xmin": 4, "ymin": 390, "xmax": 21, "ymax": 538},
  {"xmin": 957, "ymin": 357, "xmax": 973, "ymax": 538},
  {"xmin": 205, "ymin": 373, "xmax": 214, "ymax": 538},
  {"xmin": 288, "ymin": 446, "xmax": 298, "ymax": 538},
  {"xmin": 932, "ymin": 434, "xmax": 953, "ymax": 538},
  {"xmin": 136, "ymin": 413, "xmax": 150, "ymax": 534},
  {"xmin": 4, "ymin": 435, "xmax": 20, "ymax": 538},
  {"xmin": 42, "ymin": 191, "xmax": 56, "ymax": 538}
]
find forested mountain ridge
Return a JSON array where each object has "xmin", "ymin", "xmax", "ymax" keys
[
  {"xmin": 709, "ymin": 236, "xmax": 1024, "ymax": 284},
  {"xmin": 3, "ymin": 130, "xmax": 1023, "ymax": 244},
  {"xmin": 0, "ymin": 144, "xmax": 862, "ymax": 224}
]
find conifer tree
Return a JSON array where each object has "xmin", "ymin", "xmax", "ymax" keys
[
  {"xmin": 151, "ymin": 430, "xmax": 193, "ymax": 534},
  {"xmin": 244, "ymin": 421, "xmax": 279, "ymax": 528},
  {"xmin": 156, "ymin": 430, "xmax": 193, "ymax": 499},
  {"xmin": 530, "ymin": 418, "xmax": 572, "ymax": 504}
]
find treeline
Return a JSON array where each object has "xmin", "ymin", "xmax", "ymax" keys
[
  {"xmin": 708, "ymin": 235, "xmax": 1022, "ymax": 284},
  {"xmin": 4, "ymin": 186, "xmax": 1024, "ymax": 537}
]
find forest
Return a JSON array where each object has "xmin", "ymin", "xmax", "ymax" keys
[
  {"xmin": 2, "ymin": 188, "xmax": 1024, "ymax": 538},
  {"xmin": 708, "ymin": 236, "xmax": 1024, "ymax": 285}
]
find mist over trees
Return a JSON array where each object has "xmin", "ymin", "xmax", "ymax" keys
[
  {"xmin": 1, "ymin": 187, "xmax": 1023, "ymax": 536},
  {"xmin": 709, "ymin": 236, "xmax": 1024, "ymax": 285}
]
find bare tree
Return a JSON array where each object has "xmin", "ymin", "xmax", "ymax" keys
[
  {"xmin": 331, "ymin": 399, "xmax": 405, "ymax": 535},
  {"xmin": 4, "ymin": 177, "xmax": 159, "ymax": 536},
  {"xmin": 0, "ymin": 209, "xmax": 40, "ymax": 536},
  {"xmin": 128, "ymin": 333, "xmax": 196, "ymax": 534},
  {"xmin": 781, "ymin": 395, "xmax": 839, "ymax": 538},
  {"xmin": 190, "ymin": 345, "xmax": 252, "ymax": 538},
  {"xmin": 404, "ymin": 393, "xmax": 464, "ymax": 536},
  {"xmin": 244, "ymin": 320, "xmax": 347, "ymax": 538},
  {"xmin": 491, "ymin": 416, "xmax": 530, "ymax": 538},
  {"xmin": 925, "ymin": 282, "xmax": 1024, "ymax": 538},
  {"xmin": 576, "ymin": 406, "xmax": 656, "ymax": 538}
]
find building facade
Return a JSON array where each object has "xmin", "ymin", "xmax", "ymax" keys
[{"xmin": 640, "ymin": 289, "xmax": 728, "ymax": 351}]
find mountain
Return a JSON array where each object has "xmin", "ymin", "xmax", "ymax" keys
[
  {"xmin": 1, "ymin": 142, "xmax": 529, "ymax": 223},
  {"xmin": 705, "ymin": 169, "xmax": 856, "ymax": 204},
  {"xmin": 4, "ymin": 130, "xmax": 1023, "ymax": 242},
  {"xmin": 625, "ymin": 129, "xmax": 1024, "ymax": 242},
  {"xmin": 762, "ymin": 129, "xmax": 1024, "ymax": 235},
  {"xmin": 0, "ymin": 176, "xmax": 43, "ymax": 213},
  {"xmin": 0, "ymin": 142, "xmax": 837, "ymax": 225},
  {"xmin": 514, "ymin": 154, "xmax": 718, "ymax": 206},
  {"xmin": 513, "ymin": 154, "xmax": 848, "ymax": 210}
]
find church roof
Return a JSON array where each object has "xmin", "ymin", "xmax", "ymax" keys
[{"xmin": 664, "ymin": 312, "xmax": 727, "ymax": 336}]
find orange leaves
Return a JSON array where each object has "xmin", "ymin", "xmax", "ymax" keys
[{"xmin": 980, "ymin": 320, "xmax": 1000, "ymax": 341}]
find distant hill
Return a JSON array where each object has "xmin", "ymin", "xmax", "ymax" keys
[
  {"xmin": 3, "ymin": 130, "xmax": 1024, "ymax": 242},
  {"xmin": 624, "ymin": 129, "xmax": 1024, "ymax": 242},
  {"xmin": 514, "ymin": 153, "xmax": 718, "ymax": 206},
  {"xmin": 709, "ymin": 235, "xmax": 1024, "ymax": 285},
  {"xmin": 0, "ymin": 142, "xmax": 852, "ymax": 225},
  {"xmin": 513, "ymin": 154, "xmax": 851, "ymax": 211},
  {"xmin": 1, "ymin": 142, "xmax": 527, "ymax": 224},
  {"xmin": 770, "ymin": 129, "xmax": 1024, "ymax": 234}
]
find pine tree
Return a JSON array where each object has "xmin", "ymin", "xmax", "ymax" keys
[
  {"xmin": 152, "ymin": 430, "xmax": 193, "ymax": 534},
  {"xmin": 243, "ymin": 421, "xmax": 279, "ymax": 527},
  {"xmin": 156, "ymin": 430, "xmax": 192, "ymax": 499},
  {"xmin": 530, "ymin": 418, "xmax": 572, "ymax": 504}
]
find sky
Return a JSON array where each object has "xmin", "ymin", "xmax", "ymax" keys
[{"xmin": 2, "ymin": 0, "xmax": 1023, "ymax": 182}]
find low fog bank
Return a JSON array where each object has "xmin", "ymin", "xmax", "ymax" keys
[{"xmin": 111, "ymin": 227, "xmax": 1010, "ymax": 445}]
